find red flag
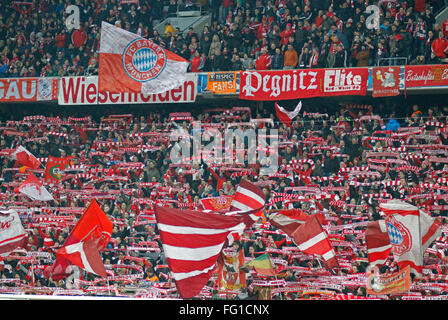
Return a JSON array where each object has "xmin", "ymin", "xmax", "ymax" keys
[
  {"xmin": 291, "ymin": 214, "xmax": 339, "ymax": 269},
  {"xmin": 64, "ymin": 199, "xmax": 113, "ymax": 249},
  {"xmin": 9, "ymin": 146, "xmax": 41, "ymax": 170},
  {"xmin": 154, "ymin": 206, "xmax": 247, "ymax": 299},
  {"xmin": 365, "ymin": 219, "xmax": 392, "ymax": 267},
  {"xmin": 48, "ymin": 200, "xmax": 113, "ymax": 279},
  {"xmin": 275, "ymin": 101, "xmax": 302, "ymax": 127},
  {"xmin": 15, "ymin": 173, "xmax": 54, "ymax": 201},
  {"xmin": 56, "ymin": 239, "xmax": 107, "ymax": 277},
  {"xmin": 43, "ymin": 256, "xmax": 71, "ymax": 281},
  {"xmin": 44, "ymin": 156, "xmax": 74, "ymax": 184}
]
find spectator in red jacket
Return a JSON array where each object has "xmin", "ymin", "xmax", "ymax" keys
[
  {"xmin": 55, "ymin": 28, "xmax": 67, "ymax": 53},
  {"xmin": 255, "ymin": 47, "xmax": 271, "ymax": 70},
  {"xmin": 189, "ymin": 50, "xmax": 202, "ymax": 72},
  {"xmin": 71, "ymin": 26, "xmax": 87, "ymax": 49},
  {"xmin": 279, "ymin": 23, "xmax": 294, "ymax": 47},
  {"xmin": 431, "ymin": 31, "xmax": 448, "ymax": 59}
]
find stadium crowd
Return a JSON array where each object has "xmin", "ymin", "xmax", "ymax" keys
[
  {"xmin": 0, "ymin": 99, "xmax": 447, "ymax": 299},
  {"xmin": 1, "ymin": 0, "xmax": 448, "ymax": 78}
]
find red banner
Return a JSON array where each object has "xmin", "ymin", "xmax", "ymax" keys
[
  {"xmin": 404, "ymin": 64, "xmax": 448, "ymax": 88},
  {"xmin": 239, "ymin": 68, "xmax": 368, "ymax": 101},
  {"xmin": 200, "ymin": 196, "xmax": 233, "ymax": 211},
  {"xmin": 372, "ymin": 66, "xmax": 400, "ymax": 97},
  {"xmin": 0, "ymin": 78, "xmax": 58, "ymax": 102}
]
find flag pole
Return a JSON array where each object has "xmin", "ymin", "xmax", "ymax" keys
[
  {"xmin": 268, "ymin": 252, "xmax": 283, "ymax": 300},
  {"xmin": 31, "ymin": 259, "xmax": 35, "ymax": 287}
]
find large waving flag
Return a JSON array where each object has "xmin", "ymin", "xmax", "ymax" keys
[
  {"xmin": 291, "ymin": 214, "xmax": 339, "ymax": 269},
  {"xmin": 99, "ymin": 21, "xmax": 189, "ymax": 95},
  {"xmin": 275, "ymin": 101, "xmax": 302, "ymax": 127},
  {"xmin": 154, "ymin": 205, "xmax": 247, "ymax": 299},
  {"xmin": 379, "ymin": 200, "xmax": 442, "ymax": 278},
  {"xmin": 63, "ymin": 199, "xmax": 113, "ymax": 250},
  {"xmin": 226, "ymin": 180, "xmax": 266, "ymax": 244},
  {"xmin": 268, "ymin": 208, "xmax": 309, "ymax": 237},
  {"xmin": 48, "ymin": 200, "xmax": 113, "ymax": 279},
  {"xmin": 229, "ymin": 179, "xmax": 266, "ymax": 222},
  {"xmin": 56, "ymin": 238, "xmax": 107, "ymax": 277}
]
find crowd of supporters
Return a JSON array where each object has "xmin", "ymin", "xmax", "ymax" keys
[
  {"xmin": 1, "ymin": 0, "xmax": 448, "ymax": 78},
  {"xmin": 0, "ymin": 98, "xmax": 447, "ymax": 299}
]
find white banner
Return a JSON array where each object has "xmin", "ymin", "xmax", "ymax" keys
[
  {"xmin": 0, "ymin": 210, "xmax": 27, "ymax": 255},
  {"xmin": 58, "ymin": 74, "xmax": 197, "ymax": 105}
]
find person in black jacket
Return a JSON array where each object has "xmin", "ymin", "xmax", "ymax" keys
[
  {"xmin": 270, "ymin": 47, "xmax": 284, "ymax": 70},
  {"xmin": 323, "ymin": 149, "xmax": 340, "ymax": 176},
  {"xmin": 344, "ymin": 135, "xmax": 362, "ymax": 161}
]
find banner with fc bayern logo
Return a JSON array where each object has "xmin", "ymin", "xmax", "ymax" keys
[{"xmin": 98, "ymin": 21, "xmax": 189, "ymax": 95}]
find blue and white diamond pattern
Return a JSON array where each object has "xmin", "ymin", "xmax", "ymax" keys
[
  {"xmin": 387, "ymin": 222, "xmax": 403, "ymax": 245},
  {"xmin": 132, "ymin": 48, "xmax": 157, "ymax": 72}
]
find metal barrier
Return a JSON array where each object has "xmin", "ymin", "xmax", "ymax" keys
[
  {"xmin": 377, "ymin": 57, "xmax": 408, "ymax": 66},
  {"xmin": 176, "ymin": 3, "xmax": 202, "ymax": 17}
]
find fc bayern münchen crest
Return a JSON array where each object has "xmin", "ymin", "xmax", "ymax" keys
[
  {"xmin": 122, "ymin": 38, "xmax": 167, "ymax": 82},
  {"xmin": 386, "ymin": 217, "xmax": 412, "ymax": 256}
]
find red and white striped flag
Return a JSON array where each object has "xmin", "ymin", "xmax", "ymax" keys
[
  {"xmin": 226, "ymin": 180, "xmax": 266, "ymax": 243},
  {"xmin": 229, "ymin": 179, "xmax": 265, "ymax": 218},
  {"xmin": 154, "ymin": 206, "xmax": 247, "ymax": 299},
  {"xmin": 380, "ymin": 200, "xmax": 442, "ymax": 278},
  {"xmin": 268, "ymin": 208, "xmax": 309, "ymax": 236},
  {"xmin": 275, "ymin": 101, "xmax": 302, "ymax": 127},
  {"xmin": 291, "ymin": 214, "xmax": 339, "ymax": 269},
  {"xmin": 365, "ymin": 219, "xmax": 392, "ymax": 267},
  {"xmin": 56, "ymin": 238, "xmax": 107, "ymax": 277}
]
